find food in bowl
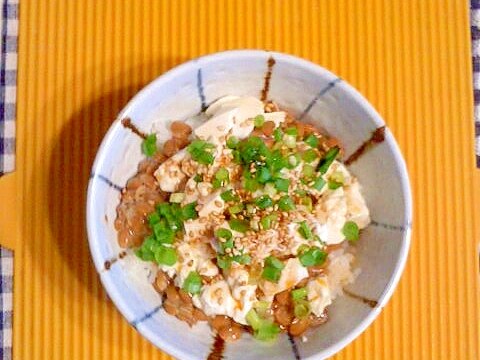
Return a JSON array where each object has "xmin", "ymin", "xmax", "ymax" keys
[{"xmin": 114, "ymin": 95, "xmax": 371, "ymax": 342}]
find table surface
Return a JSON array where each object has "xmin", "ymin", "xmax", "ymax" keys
[{"xmin": 0, "ymin": 0, "xmax": 479, "ymax": 359}]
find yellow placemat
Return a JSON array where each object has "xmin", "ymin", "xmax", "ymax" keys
[{"xmin": 0, "ymin": 0, "xmax": 478, "ymax": 358}]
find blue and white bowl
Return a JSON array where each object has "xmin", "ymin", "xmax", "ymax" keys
[{"xmin": 86, "ymin": 50, "xmax": 412, "ymax": 360}]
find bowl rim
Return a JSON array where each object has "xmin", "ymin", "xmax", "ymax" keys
[{"xmin": 86, "ymin": 49, "xmax": 412, "ymax": 360}]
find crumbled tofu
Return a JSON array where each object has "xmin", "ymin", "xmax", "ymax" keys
[
  {"xmin": 193, "ymin": 280, "xmax": 237, "ymax": 319},
  {"xmin": 260, "ymin": 258, "xmax": 309, "ymax": 301},
  {"xmin": 345, "ymin": 180, "xmax": 370, "ymax": 228},
  {"xmin": 307, "ymin": 276, "xmax": 332, "ymax": 316},
  {"xmin": 227, "ymin": 267, "xmax": 257, "ymax": 324},
  {"xmin": 313, "ymin": 188, "xmax": 348, "ymax": 245},
  {"xmin": 154, "ymin": 149, "xmax": 188, "ymax": 192},
  {"xmin": 198, "ymin": 190, "xmax": 225, "ymax": 217},
  {"xmin": 194, "ymin": 109, "xmax": 237, "ymax": 145},
  {"xmin": 173, "ymin": 242, "xmax": 217, "ymax": 287}
]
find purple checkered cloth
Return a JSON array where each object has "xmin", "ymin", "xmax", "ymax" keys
[
  {"xmin": 0, "ymin": 0, "xmax": 17, "ymax": 176},
  {"xmin": 0, "ymin": 248, "xmax": 12, "ymax": 359},
  {"xmin": 0, "ymin": 1, "xmax": 17, "ymax": 358},
  {"xmin": 472, "ymin": 1, "xmax": 480, "ymax": 167}
]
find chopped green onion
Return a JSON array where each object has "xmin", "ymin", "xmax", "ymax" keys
[
  {"xmin": 302, "ymin": 164, "xmax": 315, "ymax": 179},
  {"xmin": 260, "ymin": 213, "xmax": 278, "ymax": 230},
  {"xmin": 302, "ymin": 149, "xmax": 318, "ymax": 163},
  {"xmin": 182, "ymin": 271, "xmax": 202, "ymax": 295},
  {"xmin": 277, "ymin": 195, "xmax": 296, "ymax": 211},
  {"xmin": 254, "ymin": 301, "xmax": 271, "ymax": 318},
  {"xmin": 228, "ymin": 203, "xmax": 244, "ymax": 215},
  {"xmin": 294, "ymin": 301, "xmax": 311, "ymax": 319},
  {"xmin": 169, "ymin": 192, "xmax": 185, "ymax": 203},
  {"xmin": 153, "ymin": 222, "xmax": 175, "ymax": 244},
  {"xmin": 312, "ymin": 176, "xmax": 326, "ymax": 191},
  {"xmin": 233, "ymin": 253, "xmax": 251, "ymax": 265},
  {"xmin": 265, "ymin": 256, "xmax": 285, "ymax": 269},
  {"xmin": 215, "ymin": 228, "xmax": 233, "ymax": 241},
  {"xmin": 147, "ymin": 212, "xmax": 161, "ymax": 226},
  {"xmin": 330, "ymin": 171, "xmax": 345, "ymax": 183},
  {"xmin": 193, "ymin": 174, "xmax": 203, "ymax": 183},
  {"xmin": 246, "ymin": 308, "xmax": 282, "ymax": 341},
  {"xmin": 261, "ymin": 266, "xmax": 282, "ymax": 282},
  {"xmin": 154, "ymin": 246, "xmax": 177, "ymax": 266},
  {"xmin": 342, "ymin": 221, "xmax": 359, "ymax": 242},
  {"xmin": 254, "ymin": 114, "xmax": 265, "ymax": 128},
  {"xmin": 304, "ymin": 134, "xmax": 319, "ymax": 148},
  {"xmin": 297, "ymin": 220, "xmax": 313, "ymax": 239},
  {"xmin": 238, "ymin": 136, "xmax": 269, "ymax": 164},
  {"xmin": 246, "ymin": 309, "xmax": 263, "ymax": 330},
  {"xmin": 254, "ymin": 322, "xmax": 280, "ymax": 342},
  {"xmin": 220, "ymin": 190, "xmax": 237, "ymax": 202},
  {"xmin": 274, "ymin": 178, "xmax": 290, "ymax": 193},
  {"xmin": 156, "ymin": 202, "xmax": 171, "ymax": 216},
  {"xmin": 212, "ymin": 178, "xmax": 222, "ymax": 189},
  {"xmin": 256, "ymin": 166, "xmax": 272, "ymax": 184},
  {"xmin": 317, "ymin": 147, "xmax": 339, "ymax": 174},
  {"xmin": 215, "ymin": 167, "xmax": 229, "ymax": 181},
  {"xmin": 300, "ymin": 196, "xmax": 313, "ymax": 212},
  {"xmin": 181, "ymin": 202, "xmax": 198, "ymax": 220},
  {"xmin": 295, "ymin": 189, "xmax": 307, "ymax": 196},
  {"xmin": 255, "ymin": 195, "xmax": 274, "ymax": 209},
  {"xmin": 244, "ymin": 177, "xmax": 260, "ymax": 192},
  {"xmin": 267, "ymin": 150, "xmax": 288, "ymax": 173},
  {"xmin": 187, "ymin": 139, "xmax": 215, "ymax": 165},
  {"xmin": 135, "ymin": 236, "xmax": 157, "ymax": 261},
  {"xmin": 217, "ymin": 255, "xmax": 232, "ymax": 269},
  {"xmin": 299, "ymin": 247, "xmax": 327, "ymax": 267},
  {"xmin": 328, "ymin": 171, "xmax": 344, "ymax": 189},
  {"xmin": 273, "ymin": 128, "xmax": 283, "ymax": 142},
  {"xmin": 226, "ymin": 136, "xmax": 240, "ymax": 149},
  {"xmin": 232, "ymin": 149, "xmax": 242, "ymax": 163},
  {"xmin": 291, "ymin": 287, "xmax": 308, "ymax": 301},
  {"xmin": 141, "ymin": 134, "xmax": 157, "ymax": 157},
  {"xmin": 328, "ymin": 180, "xmax": 343, "ymax": 190},
  {"xmin": 285, "ymin": 127, "xmax": 298, "ymax": 136},
  {"xmin": 229, "ymin": 219, "xmax": 250, "ymax": 233}
]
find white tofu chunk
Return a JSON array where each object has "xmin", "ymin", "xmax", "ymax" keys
[
  {"xmin": 194, "ymin": 109, "xmax": 237, "ymax": 144},
  {"xmin": 198, "ymin": 190, "xmax": 225, "ymax": 217},
  {"xmin": 307, "ymin": 276, "xmax": 332, "ymax": 316},
  {"xmin": 154, "ymin": 149, "xmax": 188, "ymax": 192},
  {"xmin": 260, "ymin": 258, "xmax": 309, "ymax": 301}
]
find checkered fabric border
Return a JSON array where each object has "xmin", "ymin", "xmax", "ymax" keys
[
  {"xmin": 472, "ymin": 1, "xmax": 480, "ymax": 167},
  {"xmin": 0, "ymin": 0, "xmax": 18, "ymax": 175},
  {"xmin": 0, "ymin": 248, "xmax": 13, "ymax": 360}
]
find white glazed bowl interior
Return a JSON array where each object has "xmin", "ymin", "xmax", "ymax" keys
[{"xmin": 87, "ymin": 50, "xmax": 412, "ymax": 360}]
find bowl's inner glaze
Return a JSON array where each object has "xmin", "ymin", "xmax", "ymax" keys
[{"xmin": 87, "ymin": 51, "xmax": 411, "ymax": 360}]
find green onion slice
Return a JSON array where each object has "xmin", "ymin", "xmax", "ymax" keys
[
  {"xmin": 141, "ymin": 134, "xmax": 157, "ymax": 157},
  {"xmin": 182, "ymin": 271, "xmax": 203, "ymax": 295},
  {"xmin": 342, "ymin": 221, "xmax": 359, "ymax": 242}
]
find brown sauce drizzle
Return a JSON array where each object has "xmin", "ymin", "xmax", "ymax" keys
[
  {"xmin": 343, "ymin": 289, "xmax": 378, "ymax": 308},
  {"xmin": 103, "ymin": 251, "xmax": 127, "ymax": 271},
  {"xmin": 207, "ymin": 333, "xmax": 226, "ymax": 360},
  {"xmin": 344, "ymin": 126, "xmax": 386, "ymax": 165},
  {"xmin": 121, "ymin": 118, "xmax": 148, "ymax": 139},
  {"xmin": 260, "ymin": 57, "xmax": 276, "ymax": 102}
]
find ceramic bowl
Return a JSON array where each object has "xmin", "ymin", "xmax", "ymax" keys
[{"xmin": 86, "ymin": 50, "xmax": 412, "ymax": 360}]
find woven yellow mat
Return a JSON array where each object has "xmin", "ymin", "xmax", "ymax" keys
[{"xmin": 0, "ymin": 0, "xmax": 478, "ymax": 358}]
